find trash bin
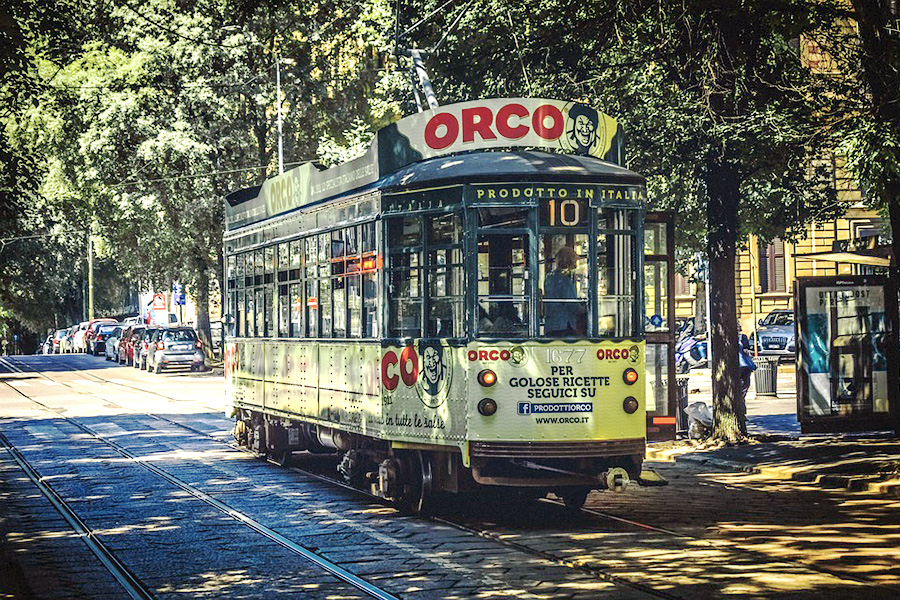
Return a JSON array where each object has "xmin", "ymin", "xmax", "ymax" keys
[
  {"xmin": 675, "ymin": 374, "xmax": 690, "ymax": 434},
  {"xmin": 754, "ymin": 356, "xmax": 778, "ymax": 397}
]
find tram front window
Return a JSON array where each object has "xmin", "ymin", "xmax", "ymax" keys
[
  {"xmin": 477, "ymin": 233, "xmax": 529, "ymax": 336},
  {"xmin": 539, "ymin": 235, "xmax": 588, "ymax": 337}
]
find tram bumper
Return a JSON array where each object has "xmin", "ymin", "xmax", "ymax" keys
[{"xmin": 469, "ymin": 439, "xmax": 644, "ymax": 488}]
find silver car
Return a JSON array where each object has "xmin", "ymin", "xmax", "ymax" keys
[
  {"xmin": 148, "ymin": 327, "xmax": 204, "ymax": 373},
  {"xmin": 751, "ymin": 309, "xmax": 796, "ymax": 361}
]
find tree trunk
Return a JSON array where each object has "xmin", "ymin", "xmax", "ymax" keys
[
  {"xmin": 194, "ymin": 262, "xmax": 213, "ymax": 362},
  {"xmin": 851, "ymin": 0, "xmax": 900, "ymax": 279},
  {"xmin": 706, "ymin": 160, "xmax": 746, "ymax": 442}
]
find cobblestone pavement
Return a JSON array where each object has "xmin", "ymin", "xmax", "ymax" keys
[{"xmin": 1, "ymin": 354, "xmax": 898, "ymax": 599}]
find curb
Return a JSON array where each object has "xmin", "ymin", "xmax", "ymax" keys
[{"xmin": 645, "ymin": 448, "xmax": 900, "ymax": 499}]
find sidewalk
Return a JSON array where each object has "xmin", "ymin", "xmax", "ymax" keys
[{"xmin": 651, "ymin": 365, "xmax": 900, "ymax": 498}]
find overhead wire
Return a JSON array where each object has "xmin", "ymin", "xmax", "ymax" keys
[{"xmin": 110, "ymin": 161, "xmax": 314, "ymax": 189}]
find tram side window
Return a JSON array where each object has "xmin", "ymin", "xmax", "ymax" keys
[
  {"xmin": 332, "ymin": 229, "xmax": 347, "ymax": 338},
  {"xmin": 305, "ymin": 236, "xmax": 319, "ymax": 338},
  {"xmin": 598, "ymin": 209, "xmax": 637, "ymax": 337},
  {"xmin": 245, "ymin": 288, "xmax": 255, "ymax": 337},
  {"xmin": 387, "ymin": 216, "xmax": 422, "ymax": 338},
  {"xmin": 318, "ymin": 233, "xmax": 333, "ymax": 338},
  {"xmin": 427, "ymin": 213, "xmax": 464, "ymax": 337},
  {"xmin": 289, "ymin": 241, "xmax": 303, "ymax": 337},
  {"xmin": 361, "ymin": 222, "xmax": 378, "ymax": 337}
]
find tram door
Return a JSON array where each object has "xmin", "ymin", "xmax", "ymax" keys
[{"xmin": 644, "ymin": 212, "xmax": 677, "ymax": 440}]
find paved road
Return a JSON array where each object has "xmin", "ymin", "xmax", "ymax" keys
[{"xmin": 0, "ymin": 354, "xmax": 896, "ymax": 599}]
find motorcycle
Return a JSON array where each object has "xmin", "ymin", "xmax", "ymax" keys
[
  {"xmin": 682, "ymin": 332, "xmax": 757, "ymax": 439},
  {"xmin": 675, "ymin": 320, "xmax": 708, "ymax": 373}
]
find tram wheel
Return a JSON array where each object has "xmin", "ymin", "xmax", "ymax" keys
[
  {"xmin": 233, "ymin": 420, "xmax": 249, "ymax": 446},
  {"xmin": 400, "ymin": 451, "xmax": 435, "ymax": 516},
  {"xmin": 561, "ymin": 489, "xmax": 589, "ymax": 512},
  {"xmin": 271, "ymin": 450, "xmax": 291, "ymax": 467}
]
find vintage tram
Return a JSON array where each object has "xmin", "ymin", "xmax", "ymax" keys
[{"xmin": 224, "ymin": 98, "xmax": 649, "ymax": 511}]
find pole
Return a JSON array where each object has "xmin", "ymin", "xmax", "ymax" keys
[
  {"xmin": 276, "ymin": 54, "xmax": 284, "ymax": 174},
  {"xmin": 409, "ymin": 49, "xmax": 439, "ymax": 110},
  {"xmin": 749, "ymin": 238, "xmax": 759, "ymax": 358},
  {"xmin": 87, "ymin": 232, "xmax": 94, "ymax": 320}
]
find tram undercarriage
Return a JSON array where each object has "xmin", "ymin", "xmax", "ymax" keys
[{"xmin": 232, "ymin": 408, "xmax": 644, "ymax": 513}]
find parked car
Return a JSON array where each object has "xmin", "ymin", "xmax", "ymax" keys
[
  {"xmin": 60, "ymin": 325, "xmax": 78, "ymax": 353},
  {"xmin": 147, "ymin": 326, "xmax": 204, "ymax": 373},
  {"xmin": 101, "ymin": 325, "xmax": 124, "ymax": 361},
  {"xmin": 119, "ymin": 325, "xmax": 145, "ymax": 366},
  {"xmin": 71, "ymin": 321, "xmax": 90, "ymax": 352},
  {"xmin": 134, "ymin": 326, "xmax": 160, "ymax": 370},
  {"xmin": 208, "ymin": 320, "xmax": 223, "ymax": 360},
  {"xmin": 51, "ymin": 329, "xmax": 68, "ymax": 354},
  {"xmin": 750, "ymin": 309, "xmax": 796, "ymax": 361},
  {"xmin": 85, "ymin": 318, "xmax": 119, "ymax": 355}
]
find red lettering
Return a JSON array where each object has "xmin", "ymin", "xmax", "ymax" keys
[
  {"xmin": 532, "ymin": 104, "xmax": 564, "ymax": 140},
  {"xmin": 488, "ymin": 350, "xmax": 499, "ymax": 361},
  {"xmin": 382, "ymin": 351, "xmax": 399, "ymax": 390},
  {"xmin": 496, "ymin": 103, "xmax": 529, "ymax": 139},
  {"xmin": 461, "ymin": 107, "xmax": 497, "ymax": 143},
  {"xmin": 468, "ymin": 350, "xmax": 478, "ymax": 361},
  {"xmin": 425, "ymin": 113, "xmax": 459, "ymax": 150},
  {"xmin": 500, "ymin": 350, "xmax": 511, "ymax": 361},
  {"xmin": 479, "ymin": 350, "xmax": 489, "ymax": 361},
  {"xmin": 399, "ymin": 346, "xmax": 419, "ymax": 387}
]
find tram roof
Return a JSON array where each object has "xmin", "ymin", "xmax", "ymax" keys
[
  {"xmin": 377, "ymin": 151, "xmax": 644, "ymax": 192},
  {"xmin": 225, "ymin": 98, "xmax": 642, "ymax": 231}
]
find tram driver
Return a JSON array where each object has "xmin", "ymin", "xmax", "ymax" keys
[{"xmin": 543, "ymin": 246, "xmax": 585, "ymax": 337}]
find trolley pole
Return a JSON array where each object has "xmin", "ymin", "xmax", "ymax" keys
[{"xmin": 276, "ymin": 53, "xmax": 284, "ymax": 174}]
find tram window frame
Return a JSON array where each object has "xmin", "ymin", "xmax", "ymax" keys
[
  {"xmin": 386, "ymin": 216, "xmax": 424, "ymax": 339},
  {"xmin": 332, "ymin": 228, "xmax": 347, "ymax": 338},
  {"xmin": 597, "ymin": 208, "xmax": 640, "ymax": 338},
  {"xmin": 305, "ymin": 236, "xmax": 318, "ymax": 338},
  {"xmin": 426, "ymin": 212, "xmax": 465, "ymax": 338},
  {"xmin": 318, "ymin": 232, "xmax": 333, "ymax": 338},
  {"xmin": 358, "ymin": 220, "xmax": 378, "ymax": 338}
]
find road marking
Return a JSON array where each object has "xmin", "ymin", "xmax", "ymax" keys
[
  {"xmin": 41, "ymin": 381, "xmax": 62, "ymax": 386},
  {"xmin": 108, "ymin": 379, "xmax": 131, "ymax": 385},
  {"xmin": 8, "ymin": 381, "xmax": 30, "ymax": 387},
  {"xmin": 71, "ymin": 379, "xmax": 99, "ymax": 386}
]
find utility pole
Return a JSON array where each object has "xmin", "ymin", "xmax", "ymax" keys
[{"xmin": 87, "ymin": 232, "xmax": 94, "ymax": 320}]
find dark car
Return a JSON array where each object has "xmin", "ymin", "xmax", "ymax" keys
[
  {"xmin": 134, "ymin": 326, "xmax": 160, "ymax": 370},
  {"xmin": 147, "ymin": 327, "xmax": 204, "ymax": 373},
  {"xmin": 85, "ymin": 318, "xmax": 118, "ymax": 355},
  {"xmin": 750, "ymin": 309, "xmax": 796, "ymax": 361},
  {"xmin": 92, "ymin": 323, "xmax": 121, "ymax": 357},
  {"xmin": 119, "ymin": 326, "xmax": 145, "ymax": 366}
]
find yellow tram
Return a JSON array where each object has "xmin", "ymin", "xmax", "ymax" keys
[{"xmin": 224, "ymin": 98, "xmax": 649, "ymax": 511}]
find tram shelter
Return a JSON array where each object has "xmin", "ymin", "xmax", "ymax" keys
[{"xmin": 793, "ymin": 267, "xmax": 899, "ymax": 434}]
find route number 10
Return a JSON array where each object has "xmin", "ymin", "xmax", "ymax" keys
[{"xmin": 547, "ymin": 199, "xmax": 581, "ymax": 227}]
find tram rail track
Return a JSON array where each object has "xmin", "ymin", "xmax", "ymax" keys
[
  {"xmin": 2, "ymin": 355, "xmax": 896, "ymax": 599},
  {"xmin": 0, "ymin": 357, "xmax": 401, "ymax": 600}
]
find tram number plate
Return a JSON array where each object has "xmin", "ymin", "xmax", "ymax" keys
[{"xmin": 546, "ymin": 348, "xmax": 585, "ymax": 364}]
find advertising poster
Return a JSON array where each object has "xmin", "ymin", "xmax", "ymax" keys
[{"xmin": 799, "ymin": 278, "xmax": 897, "ymax": 425}]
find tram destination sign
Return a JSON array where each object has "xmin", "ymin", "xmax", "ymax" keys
[{"xmin": 226, "ymin": 98, "xmax": 625, "ymax": 230}]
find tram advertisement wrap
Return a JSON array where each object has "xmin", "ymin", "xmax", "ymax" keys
[
  {"xmin": 465, "ymin": 341, "xmax": 645, "ymax": 442},
  {"xmin": 391, "ymin": 98, "xmax": 622, "ymax": 163},
  {"xmin": 377, "ymin": 341, "xmax": 645, "ymax": 446}
]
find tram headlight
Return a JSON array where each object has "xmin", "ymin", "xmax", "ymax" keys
[
  {"xmin": 623, "ymin": 368, "xmax": 639, "ymax": 385},
  {"xmin": 623, "ymin": 396, "xmax": 639, "ymax": 414},
  {"xmin": 477, "ymin": 398, "xmax": 498, "ymax": 416},
  {"xmin": 477, "ymin": 369, "xmax": 497, "ymax": 387}
]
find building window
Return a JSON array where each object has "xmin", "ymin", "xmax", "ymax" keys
[{"xmin": 758, "ymin": 238, "xmax": 786, "ymax": 293}]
